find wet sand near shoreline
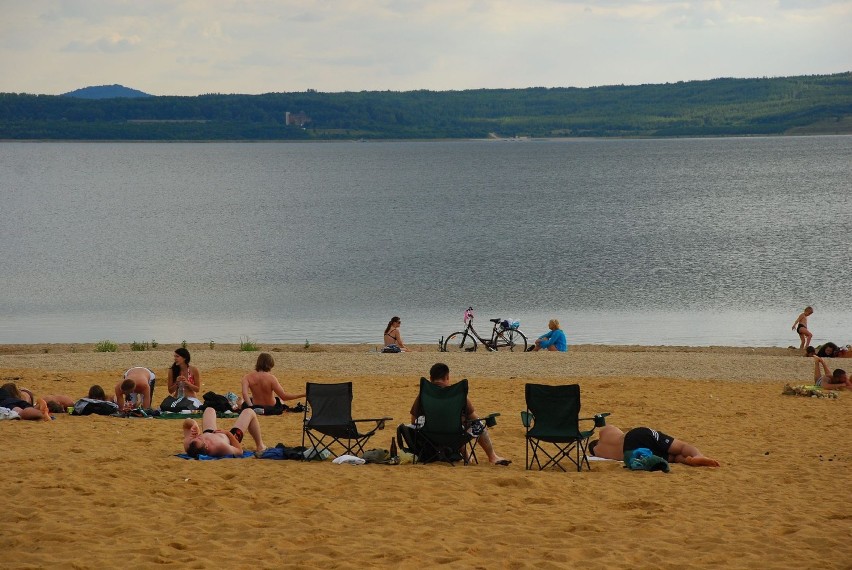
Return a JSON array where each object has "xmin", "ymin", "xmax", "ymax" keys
[{"xmin": 1, "ymin": 344, "xmax": 849, "ymax": 569}]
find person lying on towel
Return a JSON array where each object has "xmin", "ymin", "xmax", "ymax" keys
[{"xmin": 183, "ymin": 407, "xmax": 267, "ymax": 458}]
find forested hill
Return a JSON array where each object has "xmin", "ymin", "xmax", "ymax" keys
[
  {"xmin": 1, "ymin": 72, "xmax": 850, "ymax": 140},
  {"xmin": 62, "ymin": 84, "xmax": 152, "ymax": 99}
]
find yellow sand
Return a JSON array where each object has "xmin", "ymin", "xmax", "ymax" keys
[{"xmin": 1, "ymin": 344, "xmax": 849, "ymax": 569}]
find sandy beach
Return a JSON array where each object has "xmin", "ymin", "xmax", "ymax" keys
[{"xmin": 1, "ymin": 343, "xmax": 849, "ymax": 569}]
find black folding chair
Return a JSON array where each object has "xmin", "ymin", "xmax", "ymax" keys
[{"xmin": 302, "ymin": 382, "xmax": 391, "ymax": 459}]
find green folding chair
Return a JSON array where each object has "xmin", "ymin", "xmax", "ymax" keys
[
  {"xmin": 522, "ymin": 383, "xmax": 609, "ymax": 471},
  {"xmin": 403, "ymin": 377, "xmax": 498, "ymax": 465}
]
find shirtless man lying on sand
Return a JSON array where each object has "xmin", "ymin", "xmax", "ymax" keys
[
  {"xmin": 589, "ymin": 425, "xmax": 720, "ymax": 467},
  {"xmin": 183, "ymin": 407, "xmax": 267, "ymax": 458}
]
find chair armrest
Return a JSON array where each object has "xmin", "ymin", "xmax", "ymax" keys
[
  {"xmin": 579, "ymin": 412, "xmax": 610, "ymax": 427},
  {"xmin": 353, "ymin": 416, "xmax": 393, "ymax": 429}
]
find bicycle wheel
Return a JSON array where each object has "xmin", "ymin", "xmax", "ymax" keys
[
  {"xmin": 494, "ymin": 328, "xmax": 528, "ymax": 352},
  {"xmin": 443, "ymin": 331, "xmax": 478, "ymax": 353}
]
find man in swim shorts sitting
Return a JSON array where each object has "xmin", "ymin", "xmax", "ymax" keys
[
  {"xmin": 183, "ymin": 407, "xmax": 267, "ymax": 458},
  {"xmin": 408, "ymin": 363, "xmax": 511, "ymax": 466},
  {"xmin": 114, "ymin": 367, "xmax": 156, "ymax": 410},
  {"xmin": 588, "ymin": 425, "xmax": 720, "ymax": 467}
]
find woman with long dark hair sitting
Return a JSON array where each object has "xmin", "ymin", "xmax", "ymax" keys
[{"xmin": 168, "ymin": 347, "xmax": 202, "ymax": 399}]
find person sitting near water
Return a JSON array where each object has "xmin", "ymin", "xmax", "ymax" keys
[
  {"xmin": 0, "ymin": 383, "xmax": 50, "ymax": 421},
  {"xmin": 114, "ymin": 368, "xmax": 155, "ymax": 410},
  {"xmin": 168, "ymin": 348, "xmax": 201, "ymax": 399},
  {"xmin": 241, "ymin": 353, "xmax": 305, "ymax": 414},
  {"xmin": 183, "ymin": 407, "xmax": 267, "ymax": 458},
  {"xmin": 589, "ymin": 425, "xmax": 720, "ymax": 467},
  {"xmin": 530, "ymin": 319, "xmax": 568, "ymax": 352},
  {"xmin": 383, "ymin": 316, "xmax": 409, "ymax": 352},
  {"xmin": 409, "ymin": 363, "xmax": 511, "ymax": 466},
  {"xmin": 814, "ymin": 342, "xmax": 851, "ymax": 358},
  {"xmin": 792, "ymin": 306, "xmax": 813, "ymax": 350}
]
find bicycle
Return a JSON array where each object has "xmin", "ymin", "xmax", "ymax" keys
[{"xmin": 442, "ymin": 307, "xmax": 528, "ymax": 353}]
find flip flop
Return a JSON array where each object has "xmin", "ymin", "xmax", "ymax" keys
[{"xmin": 493, "ymin": 459, "xmax": 512, "ymax": 466}]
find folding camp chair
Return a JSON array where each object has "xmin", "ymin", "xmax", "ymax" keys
[
  {"xmin": 302, "ymin": 382, "xmax": 392, "ymax": 459},
  {"xmin": 522, "ymin": 383, "xmax": 609, "ymax": 471},
  {"xmin": 399, "ymin": 377, "xmax": 498, "ymax": 465}
]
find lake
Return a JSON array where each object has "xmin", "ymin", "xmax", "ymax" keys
[{"xmin": 1, "ymin": 136, "xmax": 849, "ymax": 347}]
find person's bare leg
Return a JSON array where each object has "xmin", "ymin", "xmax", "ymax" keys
[
  {"xmin": 476, "ymin": 428, "xmax": 510, "ymax": 465},
  {"xmin": 546, "ymin": 345, "xmax": 558, "ymax": 352},
  {"xmin": 201, "ymin": 406, "xmax": 218, "ymax": 431},
  {"xmin": 16, "ymin": 407, "xmax": 45, "ymax": 421},
  {"xmin": 235, "ymin": 408, "xmax": 266, "ymax": 452},
  {"xmin": 667, "ymin": 439, "xmax": 719, "ymax": 467}
]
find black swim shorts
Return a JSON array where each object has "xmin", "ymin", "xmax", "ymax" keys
[{"xmin": 623, "ymin": 427, "xmax": 674, "ymax": 457}]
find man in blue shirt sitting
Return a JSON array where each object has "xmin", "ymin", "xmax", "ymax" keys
[{"xmin": 531, "ymin": 319, "xmax": 568, "ymax": 352}]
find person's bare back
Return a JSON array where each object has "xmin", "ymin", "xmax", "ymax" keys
[
  {"xmin": 241, "ymin": 353, "xmax": 305, "ymax": 408},
  {"xmin": 242, "ymin": 371, "xmax": 283, "ymax": 407}
]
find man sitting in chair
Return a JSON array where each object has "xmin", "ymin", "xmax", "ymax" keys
[
  {"xmin": 589, "ymin": 425, "xmax": 719, "ymax": 467},
  {"xmin": 410, "ymin": 363, "xmax": 511, "ymax": 466}
]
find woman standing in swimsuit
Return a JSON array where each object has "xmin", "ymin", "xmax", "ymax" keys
[
  {"xmin": 383, "ymin": 316, "xmax": 409, "ymax": 352},
  {"xmin": 168, "ymin": 347, "xmax": 201, "ymax": 399},
  {"xmin": 792, "ymin": 306, "xmax": 813, "ymax": 350}
]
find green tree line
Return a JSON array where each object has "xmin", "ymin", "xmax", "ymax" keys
[{"xmin": 1, "ymin": 73, "xmax": 850, "ymax": 140}]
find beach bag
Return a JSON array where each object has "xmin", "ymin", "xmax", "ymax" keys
[
  {"xmin": 73, "ymin": 398, "xmax": 119, "ymax": 416},
  {"xmin": 160, "ymin": 395, "xmax": 199, "ymax": 412},
  {"xmin": 361, "ymin": 448, "xmax": 391, "ymax": 464},
  {"xmin": 202, "ymin": 391, "xmax": 232, "ymax": 413},
  {"xmin": 382, "ymin": 344, "xmax": 402, "ymax": 353}
]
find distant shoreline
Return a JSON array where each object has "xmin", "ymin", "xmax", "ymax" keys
[
  {"xmin": 0, "ymin": 342, "xmax": 804, "ymax": 357},
  {"xmin": 2, "ymin": 131, "xmax": 852, "ymax": 144}
]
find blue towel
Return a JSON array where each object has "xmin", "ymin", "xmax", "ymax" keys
[{"xmin": 174, "ymin": 450, "xmax": 255, "ymax": 460}]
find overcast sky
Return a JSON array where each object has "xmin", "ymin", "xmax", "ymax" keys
[{"xmin": 1, "ymin": 0, "xmax": 850, "ymax": 96}]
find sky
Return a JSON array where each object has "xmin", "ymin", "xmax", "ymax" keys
[{"xmin": 1, "ymin": 0, "xmax": 850, "ymax": 96}]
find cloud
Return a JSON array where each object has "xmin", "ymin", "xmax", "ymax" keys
[
  {"xmin": 1, "ymin": 0, "xmax": 850, "ymax": 95},
  {"xmin": 62, "ymin": 33, "xmax": 142, "ymax": 53}
]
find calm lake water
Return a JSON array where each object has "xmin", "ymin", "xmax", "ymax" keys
[{"xmin": 1, "ymin": 137, "xmax": 850, "ymax": 347}]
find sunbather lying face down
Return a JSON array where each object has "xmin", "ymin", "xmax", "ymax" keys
[
  {"xmin": 589, "ymin": 425, "xmax": 719, "ymax": 467},
  {"xmin": 183, "ymin": 407, "xmax": 267, "ymax": 458}
]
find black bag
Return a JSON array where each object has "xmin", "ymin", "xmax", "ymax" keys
[
  {"xmin": 396, "ymin": 424, "xmax": 446, "ymax": 463},
  {"xmin": 160, "ymin": 395, "xmax": 199, "ymax": 412},
  {"xmin": 202, "ymin": 391, "xmax": 232, "ymax": 413},
  {"xmin": 72, "ymin": 398, "xmax": 119, "ymax": 416}
]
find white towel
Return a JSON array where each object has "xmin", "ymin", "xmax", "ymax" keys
[{"xmin": 332, "ymin": 454, "xmax": 366, "ymax": 465}]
